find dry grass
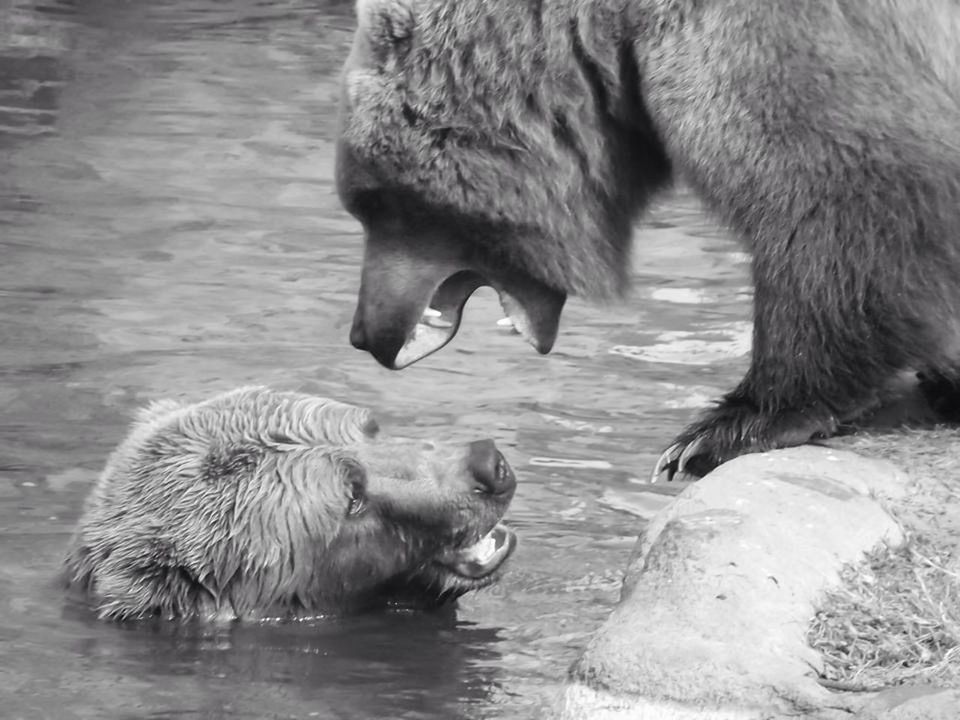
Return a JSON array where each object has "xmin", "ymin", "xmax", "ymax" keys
[
  {"xmin": 806, "ymin": 428, "xmax": 960, "ymax": 691},
  {"xmin": 808, "ymin": 535, "xmax": 960, "ymax": 691}
]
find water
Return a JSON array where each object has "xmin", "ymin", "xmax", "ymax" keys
[{"xmin": 0, "ymin": 1, "xmax": 751, "ymax": 717}]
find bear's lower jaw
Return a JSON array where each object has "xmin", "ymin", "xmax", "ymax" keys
[
  {"xmin": 390, "ymin": 272, "xmax": 566, "ymax": 370},
  {"xmin": 493, "ymin": 282, "xmax": 566, "ymax": 356}
]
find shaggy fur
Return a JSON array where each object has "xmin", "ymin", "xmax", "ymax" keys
[
  {"xmin": 64, "ymin": 387, "xmax": 515, "ymax": 621},
  {"xmin": 337, "ymin": 0, "xmax": 960, "ymax": 476}
]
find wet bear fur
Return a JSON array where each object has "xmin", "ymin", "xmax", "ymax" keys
[
  {"xmin": 336, "ymin": 0, "xmax": 960, "ymax": 477},
  {"xmin": 64, "ymin": 387, "xmax": 515, "ymax": 621}
]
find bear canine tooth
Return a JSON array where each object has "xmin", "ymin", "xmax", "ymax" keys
[
  {"xmin": 422, "ymin": 316, "xmax": 453, "ymax": 329},
  {"xmin": 496, "ymin": 317, "xmax": 514, "ymax": 328},
  {"xmin": 420, "ymin": 307, "xmax": 452, "ymax": 328}
]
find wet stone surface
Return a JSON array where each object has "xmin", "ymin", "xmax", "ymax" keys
[{"xmin": 1, "ymin": 1, "xmax": 751, "ymax": 718}]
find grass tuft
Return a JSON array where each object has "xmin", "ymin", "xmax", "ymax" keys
[
  {"xmin": 807, "ymin": 427, "xmax": 960, "ymax": 691},
  {"xmin": 808, "ymin": 534, "xmax": 960, "ymax": 691}
]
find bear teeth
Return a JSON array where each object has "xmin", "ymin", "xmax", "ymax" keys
[
  {"xmin": 509, "ymin": 312, "xmax": 535, "ymax": 346},
  {"xmin": 468, "ymin": 533, "xmax": 498, "ymax": 563},
  {"xmin": 420, "ymin": 307, "xmax": 452, "ymax": 329},
  {"xmin": 496, "ymin": 292, "xmax": 539, "ymax": 349}
]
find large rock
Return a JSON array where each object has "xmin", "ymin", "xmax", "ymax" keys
[
  {"xmin": 560, "ymin": 446, "xmax": 912, "ymax": 719},
  {"xmin": 857, "ymin": 686, "xmax": 960, "ymax": 720}
]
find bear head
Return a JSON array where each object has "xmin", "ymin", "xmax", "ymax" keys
[
  {"xmin": 64, "ymin": 387, "xmax": 517, "ymax": 621},
  {"xmin": 337, "ymin": 0, "xmax": 669, "ymax": 368}
]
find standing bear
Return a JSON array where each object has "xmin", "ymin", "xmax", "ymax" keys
[
  {"xmin": 335, "ymin": 0, "xmax": 960, "ymax": 479},
  {"xmin": 65, "ymin": 387, "xmax": 517, "ymax": 621}
]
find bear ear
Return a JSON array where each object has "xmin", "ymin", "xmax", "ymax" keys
[
  {"xmin": 356, "ymin": 0, "xmax": 415, "ymax": 50},
  {"xmin": 134, "ymin": 398, "xmax": 185, "ymax": 427},
  {"xmin": 359, "ymin": 413, "xmax": 380, "ymax": 438},
  {"xmin": 307, "ymin": 400, "xmax": 381, "ymax": 445}
]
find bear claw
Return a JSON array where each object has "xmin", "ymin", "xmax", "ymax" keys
[
  {"xmin": 650, "ymin": 437, "xmax": 705, "ymax": 482},
  {"xmin": 650, "ymin": 442, "xmax": 681, "ymax": 483},
  {"xmin": 651, "ymin": 399, "xmax": 842, "ymax": 482}
]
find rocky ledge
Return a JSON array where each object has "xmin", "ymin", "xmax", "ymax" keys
[{"xmin": 558, "ymin": 443, "xmax": 959, "ymax": 720}]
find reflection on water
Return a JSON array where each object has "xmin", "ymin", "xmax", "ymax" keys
[{"xmin": 0, "ymin": 0, "xmax": 749, "ymax": 717}]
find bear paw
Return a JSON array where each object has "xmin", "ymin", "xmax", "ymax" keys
[{"xmin": 651, "ymin": 399, "xmax": 840, "ymax": 482}]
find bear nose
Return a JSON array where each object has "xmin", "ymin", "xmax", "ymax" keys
[
  {"xmin": 349, "ymin": 318, "xmax": 368, "ymax": 351},
  {"xmin": 467, "ymin": 439, "xmax": 516, "ymax": 495}
]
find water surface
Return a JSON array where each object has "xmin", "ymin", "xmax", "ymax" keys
[{"xmin": 0, "ymin": 1, "xmax": 750, "ymax": 717}]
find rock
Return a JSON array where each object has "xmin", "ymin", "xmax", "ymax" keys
[
  {"xmin": 560, "ymin": 446, "xmax": 912, "ymax": 719},
  {"xmin": 856, "ymin": 686, "xmax": 960, "ymax": 720}
]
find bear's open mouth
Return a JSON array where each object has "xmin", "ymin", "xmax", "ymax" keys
[
  {"xmin": 435, "ymin": 522, "xmax": 517, "ymax": 581},
  {"xmin": 387, "ymin": 522, "xmax": 516, "ymax": 609},
  {"xmin": 393, "ymin": 271, "xmax": 567, "ymax": 369}
]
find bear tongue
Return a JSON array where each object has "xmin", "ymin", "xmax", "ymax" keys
[
  {"xmin": 394, "ymin": 316, "xmax": 458, "ymax": 369},
  {"xmin": 440, "ymin": 524, "xmax": 516, "ymax": 579}
]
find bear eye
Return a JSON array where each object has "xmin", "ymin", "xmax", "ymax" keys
[
  {"xmin": 343, "ymin": 460, "xmax": 368, "ymax": 517},
  {"xmin": 347, "ymin": 480, "xmax": 367, "ymax": 517}
]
